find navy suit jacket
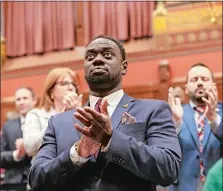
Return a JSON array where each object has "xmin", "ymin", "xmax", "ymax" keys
[
  {"xmin": 0, "ymin": 118, "xmax": 31, "ymax": 184},
  {"xmin": 29, "ymin": 94, "xmax": 181, "ymax": 191},
  {"xmin": 169, "ymin": 103, "xmax": 222, "ymax": 191}
]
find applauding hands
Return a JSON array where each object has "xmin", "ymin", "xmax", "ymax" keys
[
  {"xmin": 74, "ymin": 98, "xmax": 112, "ymax": 158},
  {"xmin": 168, "ymin": 87, "xmax": 184, "ymax": 125},
  {"xmin": 61, "ymin": 92, "xmax": 83, "ymax": 112}
]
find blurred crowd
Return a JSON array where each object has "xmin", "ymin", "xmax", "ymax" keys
[{"xmin": 0, "ymin": 49, "xmax": 222, "ymax": 191}]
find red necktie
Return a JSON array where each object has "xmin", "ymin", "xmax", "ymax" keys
[
  {"xmin": 194, "ymin": 106, "xmax": 206, "ymax": 182},
  {"xmin": 94, "ymin": 98, "xmax": 102, "ymax": 158},
  {"xmin": 95, "ymin": 99, "xmax": 102, "ymax": 113}
]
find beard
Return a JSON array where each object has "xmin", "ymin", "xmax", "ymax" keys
[
  {"xmin": 85, "ymin": 71, "xmax": 121, "ymax": 86},
  {"xmin": 190, "ymin": 92, "xmax": 208, "ymax": 104}
]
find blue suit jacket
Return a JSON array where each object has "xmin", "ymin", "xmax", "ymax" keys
[
  {"xmin": 169, "ymin": 103, "xmax": 222, "ymax": 191},
  {"xmin": 29, "ymin": 94, "xmax": 181, "ymax": 191}
]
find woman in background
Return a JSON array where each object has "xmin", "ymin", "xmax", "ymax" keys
[{"xmin": 23, "ymin": 67, "xmax": 83, "ymax": 158}]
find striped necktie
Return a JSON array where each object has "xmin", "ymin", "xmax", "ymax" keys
[
  {"xmin": 194, "ymin": 106, "xmax": 206, "ymax": 182},
  {"xmin": 95, "ymin": 99, "xmax": 102, "ymax": 113},
  {"xmin": 94, "ymin": 98, "xmax": 102, "ymax": 158}
]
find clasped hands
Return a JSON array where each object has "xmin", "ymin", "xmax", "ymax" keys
[
  {"xmin": 61, "ymin": 92, "xmax": 83, "ymax": 112},
  {"xmin": 74, "ymin": 98, "xmax": 112, "ymax": 158},
  {"xmin": 14, "ymin": 138, "xmax": 26, "ymax": 160},
  {"xmin": 168, "ymin": 83, "xmax": 218, "ymax": 124}
]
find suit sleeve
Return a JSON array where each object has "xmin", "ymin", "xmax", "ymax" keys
[
  {"xmin": 0, "ymin": 123, "xmax": 27, "ymax": 168},
  {"xmin": 106, "ymin": 101, "xmax": 182, "ymax": 187},
  {"xmin": 29, "ymin": 116, "xmax": 100, "ymax": 191}
]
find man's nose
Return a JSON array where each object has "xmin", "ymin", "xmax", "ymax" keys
[
  {"xmin": 93, "ymin": 55, "xmax": 105, "ymax": 66},
  {"xmin": 19, "ymin": 100, "xmax": 24, "ymax": 105},
  {"xmin": 197, "ymin": 78, "xmax": 203, "ymax": 87},
  {"xmin": 68, "ymin": 85, "xmax": 74, "ymax": 91}
]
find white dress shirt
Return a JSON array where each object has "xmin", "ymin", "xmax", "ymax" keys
[{"xmin": 70, "ymin": 89, "xmax": 124, "ymax": 165}]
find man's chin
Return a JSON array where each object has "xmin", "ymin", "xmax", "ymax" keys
[
  {"xmin": 85, "ymin": 73, "xmax": 111, "ymax": 84},
  {"xmin": 195, "ymin": 95, "xmax": 208, "ymax": 103}
]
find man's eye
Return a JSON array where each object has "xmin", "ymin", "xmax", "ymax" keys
[
  {"xmin": 104, "ymin": 52, "xmax": 112, "ymax": 57},
  {"xmin": 202, "ymin": 77, "xmax": 209, "ymax": 81},
  {"xmin": 191, "ymin": 78, "xmax": 197, "ymax": 82},
  {"xmin": 87, "ymin": 53, "xmax": 95, "ymax": 59}
]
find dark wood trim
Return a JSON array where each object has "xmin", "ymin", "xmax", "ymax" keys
[{"xmin": 1, "ymin": 40, "xmax": 222, "ymax": 80}]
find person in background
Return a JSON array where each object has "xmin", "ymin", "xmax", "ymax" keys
[
  {"xmin": 203, "ymin": 158, "xmax": 222, "ymax": 191},
  {"xmin": 28, "ymin": 35, "xmax": 181, "ymax": 191},
  {"xmin": 168, "ymin": 63, "xmax": 222, "ymax": 191},
  {"xmin": 23, "ymin": 67, "xmax": 83, "ymax": 158},
  {"xmin": 0, "ymin": 87, "xmax": 36, "ymax": 191}
]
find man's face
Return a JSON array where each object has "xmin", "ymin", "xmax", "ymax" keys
[
  {"xmin": 185, "ymin": 66, "xmax": 213, "ymax": 104},
  {"xmin": 84, "ymin": 38, "xmax": 127, "ymax": 90},
  {"xmin": 159, "ymin": 66, "xmax": 170, "ymax": 83},
  {"xmin": 15, "ymin": 88, "xmax": 36, "ymax": 116}
]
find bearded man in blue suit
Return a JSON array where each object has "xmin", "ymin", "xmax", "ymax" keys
[
  {"xmin": 29, "ymin": 35, "xmax": 181, "ymax": 191},
  {"xmin": 168, "ymin": 63, "xmax": 222, "ymax": 191}
]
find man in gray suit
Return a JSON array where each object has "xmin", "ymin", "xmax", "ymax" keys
[
  {"xmin": 29, "ymin": 35, "xmax": 181, "ymax": 191},
  {"xmin": 1, "ymin": 87, "xmax": 36, "ymax": 190}
]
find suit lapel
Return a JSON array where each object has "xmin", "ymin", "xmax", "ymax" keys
[
  {"xmin": 202, "ymin": 105, "xmax": 222, "ymax": 152},
  {"xmin": 202, "ymin": 119, "xmax": 211, "ymax": 152},
  {"xmin": 183, "ymin": 105, "xmax": 199, "ymax": 150},
  {"xmin": 111, "ymin": 94, "xmax": 135, "ymax": 129},
  {"xmin": 16, "ymin": 118, "xmax": 23, "ymax": 138}
]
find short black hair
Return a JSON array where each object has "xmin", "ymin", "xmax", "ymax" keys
[
  {"xmin": 87, "ymin": 35, "xmax": 126, "ymax": 61},
  {"xmin": 15, "ymin": 87, "xmax": 35, "ymax": 99},
  {"xmin": 187, "ymin": 63, "xmax": 214, "ymax": 81}
]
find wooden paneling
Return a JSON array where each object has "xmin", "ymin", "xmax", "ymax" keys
[{"xmin": 74, "ymin": 2, "xmax": 85, "ymax": 46}]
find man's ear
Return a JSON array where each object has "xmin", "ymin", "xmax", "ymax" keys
[
  {"xmin": 33, "ymin": 99, "xmax": 38, "ymax": 107},
  {"xmin": 185, "ymin": 84, "xmax": 188, "ymax": 95},
  {"xmin": 121, "ymin": 60, "xmax": 128, "ymax": 76}
]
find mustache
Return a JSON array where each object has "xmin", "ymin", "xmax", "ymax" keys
[
  {"xmin": 195, "ymin": 87, "xmax": 205, "ymax": 92},
  {"xmin": 90, "ymin": 67, "xmax": 108, "ymax": 73}
]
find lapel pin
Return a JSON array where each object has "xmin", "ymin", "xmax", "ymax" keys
[{"xmin": 122, "ymin": 103, "xmax": 128, "ymax": 108}]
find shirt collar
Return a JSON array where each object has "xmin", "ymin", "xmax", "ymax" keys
[
  {"xmin": 89, "ymin": 89, "xmax": 124, "ymax": 108},
  {"xmin": 20, "ymin": 115, "xmax": 26, "ymax": 124},
  {"xmin": 189, "ymin": 101, "xmax": 196, "ymax": 109},
  {"xmin": 49, "ymin": 108, "xmax": 57, "ymax": 116}
]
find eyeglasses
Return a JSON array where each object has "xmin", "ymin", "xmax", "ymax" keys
[{"xmin": 55, "ymin": 81, "xmax": 76, "ymax": 88}]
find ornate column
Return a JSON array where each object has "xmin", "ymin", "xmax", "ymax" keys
[
  {"xmin": 152, "ymin": 1, "xmax": 168, "ymax": 50},
  {"xmin": 1, "ymin": 2, "xmax": 6, "ymax": 67},
  {"xmin": 1, "ymin": 36, "xmax": 6, "ymax": 67}
]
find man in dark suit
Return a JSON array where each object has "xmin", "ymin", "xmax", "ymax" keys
[
  {"xmin": 29, "ymin": 35, "xmax": 181, "ymax": 191},
  {"xmin": 1, "ymin": 87, "xmax": 36, "ymax": 190},
  {"xmin": 168, "ymin": 63, "xmax": 222, "ymax": 191}
]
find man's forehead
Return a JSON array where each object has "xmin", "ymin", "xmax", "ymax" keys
[
  {"xmin": 87, "ymin": 38, "xmax": 118, "ymax": 51},
  {"xmin": 188, "ymin": 66, "xmax": 211, "ymax": 78},
  {"xmin": 15, "ymin": 88, "xmax": 31, "ymax": 97}
]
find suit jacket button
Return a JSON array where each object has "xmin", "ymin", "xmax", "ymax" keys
[
  {"xmin": 93, "ymin": 176, "xmax": 99, "ymax": 182},
  {"xmin": 195, "ymin": 174, "xmax": 198, "ymax": 178},
  {"xmin": 196, "ymin": 155, "xmax": 200, "ymax": 159},
  {"xmin": 62, "ymin": 172, "xmax": 67, "ymax": 177}
]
